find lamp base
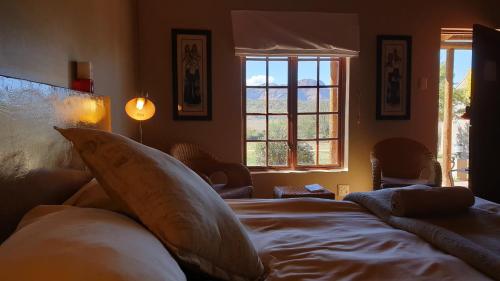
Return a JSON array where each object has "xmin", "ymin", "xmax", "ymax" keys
[{"xmin": 139, "ymin": 121, "xmax": 143, "ymax": 144}]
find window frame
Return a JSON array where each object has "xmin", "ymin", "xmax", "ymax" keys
[{"xmin": 242, "ymin": 56, "xmax": 346, "ymax": 171}]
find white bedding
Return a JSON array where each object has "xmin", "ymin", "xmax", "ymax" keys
[
  {"xmin": 0, "ymin": 198, "xmax": 492, "ymax": 281},
  {"xmin": 0, "ymin": 206, "xmax": 186, "ymax": 281},
  {"xmin": 228, "ymin": 198, "xmax": 491, "ymax": 281}
]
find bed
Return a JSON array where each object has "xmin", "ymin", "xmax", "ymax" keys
[
  {"xmin": 230, "ymin": 198, "xmax": 495, "ymax": 280},
  {"xmin": 0, "ymin": 75, "xmax": 498, "ymax": 281}
]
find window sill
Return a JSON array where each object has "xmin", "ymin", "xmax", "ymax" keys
[{"xmin": 251, "ymin": 168, "xmax": 348, "ymax": 175}]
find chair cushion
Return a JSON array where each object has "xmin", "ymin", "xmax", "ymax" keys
[
  {"xmin": 56, "ymin": 127, "xmax": 264, "ymax": 281},
  {"xmin": 213, "ymin": 184, "xmax": 253, "ymax": 199},
  {"xmin": 381, "ymin": 177, "xmax": 435, "ymax": 188}
]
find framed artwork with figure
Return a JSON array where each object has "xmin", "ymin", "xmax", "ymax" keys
[
  {"xmin": 172, "ymin": 29, "xmax": 212, "ymax": 120},
  {"xmin": 376, "ymin": 35, "xmax": 412, "ymax": 120}
]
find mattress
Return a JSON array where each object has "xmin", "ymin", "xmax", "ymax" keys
[{"xmin": 228, "ymin": 198, "xmax": 491, "ymax": 281}]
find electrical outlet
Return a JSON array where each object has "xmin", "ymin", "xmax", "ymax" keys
[{"xmin": 337, "ymin": 184, "xmax": 350, "ymax": 198}]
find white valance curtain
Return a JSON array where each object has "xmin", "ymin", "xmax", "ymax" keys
[{"xmin": 231, "ymin": 11, "xmax": 360, "ymax": 57}]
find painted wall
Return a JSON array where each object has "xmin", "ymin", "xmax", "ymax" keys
[
  {"xmin": 137, "ymin": 0, "xmax": 499, "ymax": 198},
  {"xmin": 0, "ymin": 0, "xmax": 139, "ymax": 136}
]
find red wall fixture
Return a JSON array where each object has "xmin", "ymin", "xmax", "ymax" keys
[{"xmin": 71, "ymin": 61, "xmax": 94, "ymax": 93}]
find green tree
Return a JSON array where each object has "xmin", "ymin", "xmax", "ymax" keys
[
  {"xmin": 297, "ymin": 142, "xmax": 315, "ymax": 164},
  {"xmin": 439, "ymin": 64, "xmax": 471, "ymax": 121}
]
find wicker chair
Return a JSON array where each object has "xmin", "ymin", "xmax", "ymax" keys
[
  {"xmin": 170, "ymin": 143, "xmax": 253, "ymax": 199},
  {"xmin": 371, "ymin": 138, "xmax": 442, "ymax": 190}
]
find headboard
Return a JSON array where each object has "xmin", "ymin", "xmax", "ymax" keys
[{"xmin": 0, "ymin": 75, "xmax": 111, "ymax": 179}]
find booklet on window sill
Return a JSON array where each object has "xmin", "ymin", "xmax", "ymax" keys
[{"xmin": 305, "ymin": 184, "xmax": 325, "ymax": 193}]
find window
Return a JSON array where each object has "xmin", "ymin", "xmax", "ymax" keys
[{"xmin": 243, "ymin": 56, "xmax": 345, "ymax": 170}]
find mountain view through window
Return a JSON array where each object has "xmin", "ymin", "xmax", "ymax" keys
[{"xmin": 244, "ymin": 56, "xmax": 344, "ymax": 170}]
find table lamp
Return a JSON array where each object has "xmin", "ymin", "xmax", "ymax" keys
[{"xmin": 125, "ymin": 94, "xmax": 155, "ymax": 143}]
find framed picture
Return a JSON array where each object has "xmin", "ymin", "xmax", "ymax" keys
[
  {"xmin": 376, "ymin": 35, "xmax": 412, "ymax": 120},
  {"xmin": 172, "ymin": 29, "xmax": 212, "ymax": 120}
]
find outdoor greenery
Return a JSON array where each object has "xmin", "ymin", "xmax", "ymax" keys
[
  {"xmin": 246, "ymin": 141, "xmax": 317, "ymax": 166},
  {"xmin": 456, "ymin": 124, "xmax": 469, "ymax": 159},
  {"xmin": 438, "ymin": 63, "xmax": 471, "ymax": 121},
  {"xmin": 246, "ymin": 82, "xmax": 338, "ymax": 166}
]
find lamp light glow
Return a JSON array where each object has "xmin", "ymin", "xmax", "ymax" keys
[
  {"xmin": 125, "ymin": 97, "xmax": 155, "ymax": 121},
  {"xmin": 136, "ymin": 98, "xmax": 145, "ymax": 110}
]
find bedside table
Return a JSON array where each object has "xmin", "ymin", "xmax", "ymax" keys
[{"xmin": 273, "ymin": 186, "xmax": 335, "ymax": 200}]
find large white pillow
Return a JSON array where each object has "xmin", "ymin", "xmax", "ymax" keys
[
  {"xmin": 0, "ymin": 205, "xmax": 186, "ymax": 281},
  {"xmin": 56, "ymin": 127, "xmax": 265, "ymax": 281}
]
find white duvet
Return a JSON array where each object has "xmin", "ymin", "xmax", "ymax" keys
[{"xmin": 229, "ymin": 198, "xmax": 491, "ymax": 281}]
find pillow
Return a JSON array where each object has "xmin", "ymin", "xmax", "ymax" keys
[
  {"xmin": 0, "ymin": 205, "xmax": 186, "ymax": 281},
  {"xmin": 56, "ymin": 127, "xmax": 264, "ymax": 281},
  {"xmin": 391, "ymin": 186, "xmax": 474, "ymax": 217},
  {"xmin": 0, "ymin": 168, "xmax": 92, "ymax": 242},
  {"xmin": 64, "ymin": 178, "xmax": 129, "ymax": 214}
]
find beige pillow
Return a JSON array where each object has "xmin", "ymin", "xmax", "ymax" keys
[
  {"xmin": 0, "ymin": 205, "xmax": 186, "ymax": 281},
  {"xmin": 64, "ymin": 178, "xmax": 130, "ymax": 214},
  {"xmin": 0, "ymin": 168, "xmax": 92, "ymax": 242},
  {"xmin": 56, "ymin": 127, "xmax": 264, "ymax": 281}
]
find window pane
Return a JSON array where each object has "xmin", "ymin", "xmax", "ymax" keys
[
  {"xmin": 268, "ymin": 142, "xmax": 288, "ymax": 166},
  {"xmin": 297, "ymin": 88, "xmax": 317, "ymax": 113},
  {"xmin": 269, "ymin": 88, "xmax": 287, "ymax": 113},
  {"xmin": 297, "ymin": 141, "xmax": 317, "ymax": 165},
  {"xmin": 298, "ymin": 60, "xmax": 317, "ymax": 86},
  {"xmin": 269, "ymin": 61, "xmax": 288, "ymax": 86},
  {"xmin": 246, "ymin": 60, "xmax": 266, "ymax": 86},
  {"xmin": 268, "ymin": 115, "xmax": 288, "ymax": 140},
  {"xmin": 319, "ymin": 114, "xmax": 338, "ymax": 139},
  {"xmin": 246, "ymin": 142, "xmax": 266, "ymax": 166},
  {"xmin": 246, "ymin": 116, "xmax": 266, "ymax": 140},
  {"xmin": 319, "ymin": 140, "xmax": 338, "ymax": 165},
  {"xmin": 297, "ymin": 115, "xmax": 317, "ymax": 139},
  {"xmin": 319, "ymin": 87, "xmax": 338, "ymax": 112},
  {"xmin": 319, "ymin": 60, "xmax": 339, "ymax": 86},
  {"xmin": 246, "ymin": 88, "xmax": 266, "ymax": 113}
]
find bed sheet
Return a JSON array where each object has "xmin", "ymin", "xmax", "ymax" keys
[{"xmin": 228, "ymin": 198, "xmax": 490, "ymax": 281}]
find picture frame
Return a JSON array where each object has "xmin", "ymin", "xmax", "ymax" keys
[
  {"xmin": 172, "ymin": 29, "xmax": 212, "ymax": 121},
  {"xmin": 376, "ymin": 35, "xmax": 412, "ymax": 120}
]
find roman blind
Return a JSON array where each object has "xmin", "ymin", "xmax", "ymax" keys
[{"xmin": 231, "ymin": 11, "xmax": 359, "ymax": 57}]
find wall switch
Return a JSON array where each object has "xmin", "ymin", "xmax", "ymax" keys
[{"xmin": 337, "ymin": 184, "xmax": 350, "ymax": 198}]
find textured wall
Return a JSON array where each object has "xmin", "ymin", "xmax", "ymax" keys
[
  {"xmin": 137, "ymin": 0, "xmax": 499, "ymax": 197},
  {"xmin": 0, "ymin": 0, "xmax": 138, "ymax": 136},
  {"xmin": 0, "ymin": 75, "xmax": 111, "ymax": 178}
]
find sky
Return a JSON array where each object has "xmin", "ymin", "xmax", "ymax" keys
[
  {"xmin": 440, "ymin": 49, "xmax": 472, "ymax": 85},
  {"xmin": 247, "ymin": 51, "xmax": 472, "ymax": 88},
  {"xmin": 246, "ymin": 59, "xmax": 334, "ymax": 86}
]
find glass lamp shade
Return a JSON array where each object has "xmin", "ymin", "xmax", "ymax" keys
[{"xmin": 125, "ymin": 97, "xmax": 156, "ymax": 121}]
